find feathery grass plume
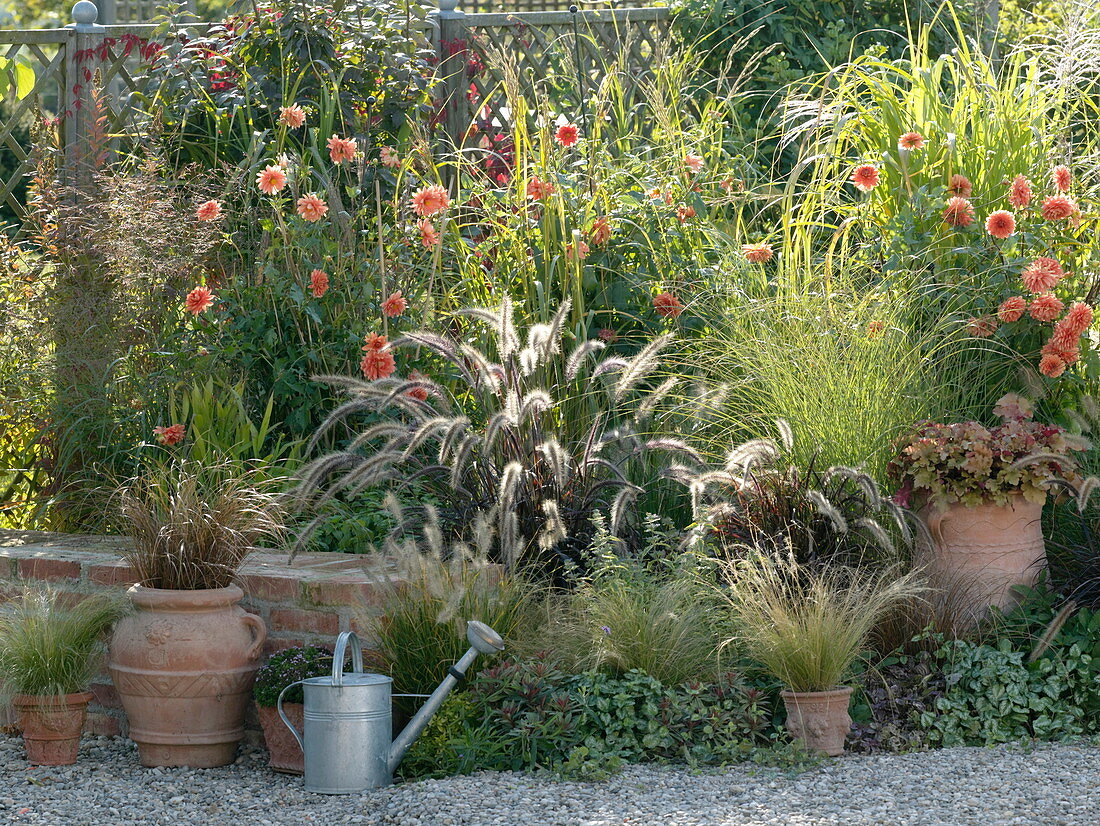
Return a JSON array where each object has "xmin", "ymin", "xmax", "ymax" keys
[
  {"xmin": 681, "ymin": 423, "xmax": 914, "ymax": 569},
  {"xmin": 1027, "ymin": 600, "xmax": 1078, "ymax": 663},
  {"xmin": 0, "ymin": 586, "xmax": 127, "ymax": 698},
  {"xmin": 359, "ymin": 507, "xmax": 544, "ymax": 717},
  {"xmin": 296, "ymin": 300, "xmax": 705, "ymax": 576},
  {"xmin": 118, "ymin": 460, "xmax": 287, "ymax": 590},
  {"xmin": 718, "ymin": 549, "xmax": 923, "ymax": 692}
]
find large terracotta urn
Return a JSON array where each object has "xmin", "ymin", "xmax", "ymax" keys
[
  {"xmin": 108, "ymin": 585, "xmax": 267, "ymax": 768},
  {"xmin": 918, "ymin": 492, "xmax": 1046, "ymax": 614},
  {"xmin": 12, "ymin": 692, "xmax": 93, "ymax": 766},
  {"xmin": 781, "ymin": 687, "xmax": 853, "ymax": 756}
]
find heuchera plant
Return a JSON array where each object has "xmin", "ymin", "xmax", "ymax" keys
[{"xmin": 887, "ymin": 394, "xmax": 1089, "ymax": 510}]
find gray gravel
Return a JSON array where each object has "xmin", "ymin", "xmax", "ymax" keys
[{"xmin": 2, "ymin": 734, "xmax": 1099, "ymax": 825}]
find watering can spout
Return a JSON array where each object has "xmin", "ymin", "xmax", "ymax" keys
[{"xmin": 387, "ymin": 620, "xmax": 505, "ymax": 775}]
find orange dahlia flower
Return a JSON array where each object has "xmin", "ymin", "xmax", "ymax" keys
[
  {"xmin": 997, "ymin": 297, "xmax": 1028, "ymax": 323},
  {"xmin": 196, "ymin": 200, "xmax": 222, "ymax": 221},
  {"xmin": 412, "ymin": 185, "xmax": 450, "ymax": 217},
  {"xmin": 185, "ymin": 286, "xmax": 214, "ymax": 315},
  {"xmin": 653, "ymin": 292, "xmax": 683, "ymax": 318},
  {"xmin": 279, "ymin": 105, "xmax": 306, "ymax": 128},
  {"xmin": 382, "ymin": 291, "xmax": 407, "ymax": 318},
  {"xmin": 297, "ymin": 194, "xmax": 329, "ymax": 222},
  {"xmin": 310, "ymin": 269, "xmax": 329, "ymax": 298},
  {"xmin": 985, "ymin": 210, "xmax": 1016, "ymax": 239},
  {"xmin": 1029, "ymin": 293, "xmax": 1065, "ymax": 322},
  {"xmin": 257, "ymin": 164, "xmax": 287, "ymax": 195}
]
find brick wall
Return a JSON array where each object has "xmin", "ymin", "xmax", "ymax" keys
[{"xmin": 0, "ymin": 530, "xmax": 396, "ymax": 740}]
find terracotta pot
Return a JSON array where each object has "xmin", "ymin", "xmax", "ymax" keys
[
  {"xmin": 781, "ymin": 687, "xmax": 853, "ymax": 757},
  {"xmin": 108, "ymin": 585, "xmax": 267, "ymax": 768},
  {"xmin": 257, "ymin": 703, "xmax": 304, "ymax": 775},
  {"xmin": 12, "ymin": 692, "xmax": 93, "ymax": 766},
  {"xmin": 918, "ymin": 493, "xmax": 1045, "ymax": 614}
]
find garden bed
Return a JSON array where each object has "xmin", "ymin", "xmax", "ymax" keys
[{"xmin": 2, "ymin": 735, "xmax": 1098, "ymax": 825}]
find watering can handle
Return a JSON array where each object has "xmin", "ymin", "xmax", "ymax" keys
[
  {"xmin": 277, "ymin": 680, "xmax": 306, "ymax": 752},
  {"xmin": 331, "ymin": 631, "xmax": 363, "ymax": 686}
]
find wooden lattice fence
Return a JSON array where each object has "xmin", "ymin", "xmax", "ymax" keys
[
  {"xmin": 0, "ymin": 1, "xmax": 671, "ymax": 232},
  {"xmin": 435, "ymin": 6, "xmax": 670, "ymax": 149}
]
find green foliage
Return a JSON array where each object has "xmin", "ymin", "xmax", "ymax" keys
[
  {"xmin": 397, "ymin": 693, "xmax": 479, "ymax": 780},
  {"xmin": 0, "ymin": 586, "xmax": 126, "ymax": 698},
  {"xmin": 138, "ymin": 0, "xmax": 434, "ymax": 169},
  {"xmin": 253, "ymin": 645, "xmax": 333, "ymax": 707},
  {"xmin": 697, "ymin": 288, "xmax": 986, "ymax": 485},
  {"xmin": 923, "ymin": 637, "xmax": 1100, "ymax": 745},
  {"xmin": 522, "ymin": 513, "xmax": 726, "ymax": 684},
  {"xmin": 168, "ymin": 378, "xmax": 302, "ymax": 470},
  {"xmin": 402, "ymin": 656, "xmax": 776, "ymax": 779},
  {"xmin": 361, "ymin": 548, "xmax": 540, "ymax": 715}
]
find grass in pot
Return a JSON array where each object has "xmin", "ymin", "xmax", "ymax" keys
[
  {"xmin": 252, "ymin": 645, "xmax": 333, "ymax": 774},
  {"xmin": 108, "ymin": 460, "xmax": 287, "ymax": 768},
  {"xmin": 719, "ymin": 550, "xmax": 920, "ymax": 756},
  {"xmin": 0, "ymin": 587, "xmax": 125, "ymax": 765}
]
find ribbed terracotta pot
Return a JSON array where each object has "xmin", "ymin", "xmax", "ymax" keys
[
  {"xmin": 108, "ymin": 585, "xmax": 267, "ymax": 768},
  {"xmin": 781, "ymin": 687, "xmax": 853, "ymax": 756},
  {"xmin": 919, "ymin": 493, "xmax": 1046, "ymax": 613},
  {"xmin": 12, "ymin": 692, "xmax": 93, "ymax": 766},
  {"xmin": 257, "ymin": 703, "xmax": 304, "ymax": 775}
]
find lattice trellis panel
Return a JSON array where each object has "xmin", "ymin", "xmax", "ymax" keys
[
  {"xmin": 0, "ymin": 31, "xmax": 69, "ymax": 227},
  {"xmin": 103, "ymin": 0, "xmax": 198, "ymax": 24},
  {"xmin": 460, "ymin": 0, "xmax": 658, "ymax": 11},
  {"xmin": 0, "ymin": 24, "xmax": 170, "ymax": 230},
  {"xmin": 445, "ymin": 8, "xmax": 670, "ymax": 146}
]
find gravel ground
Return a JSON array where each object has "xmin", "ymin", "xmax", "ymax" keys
[{"xmin": 1, "ymin": 735, "xmax": 1098, "ymax": 825}]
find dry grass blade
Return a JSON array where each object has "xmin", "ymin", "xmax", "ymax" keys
[
  {"xmin": 118, "ymin": 461, "xmax": 288, "ymax": 588},
  {"xmin": 718, "ymin": 549, "xmax": 923, "ymax": 692}
]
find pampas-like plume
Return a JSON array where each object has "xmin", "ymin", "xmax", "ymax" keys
[
  {"xmin": 636, "ymin": 377, "xmax": 678, "ymax": 423},
  {"xmin": 614, "ymin": 333, "xmax": 673, "ymax": 402},
  {"xmin": 537, "ymin": 438, "xmax": 572, "ymax": 490},
  {"xmin": 725, "ymin": 438, "xmax": 779, "ymax": 470},
  {"xmin": 644, "ymin": 438, "xmax": 705, "ymax": 466},
  {"xmin": 497, "ymin": 461, "xmax": 525, "ymax": 513},
  {"xmin": 437, "ymin": 416, "xmax": 470, "ymax": 463},
  {"xmin": 497, "ymin": 295, "xmax": 520, "ymax": 358},
  {"xmin": 806, "ymin": 490, "xmax": 848, "ymax": 533},
  {"xmin": 538, "ymin": 499, "xmax": 566, "ymax": 550},
  {"xmin": 519, "ymin": 390, "xmax": 553, "ymax": 424},
  {"xmin": 591, "ymin": 356, "xmax": 629, "ymax": 379},
  {"xmin": 1027, "ymin": 600, "xmax": 1077, "ymax": 663},
  {"xmin": 566, "ymin": 340, "xmax": 606, "ymax": 380}
]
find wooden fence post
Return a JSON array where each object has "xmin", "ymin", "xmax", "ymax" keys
[
  {"xmin": 63, "ymin": 1, "xmax": 107, "ymax": 190},
  {"xmin": 435, "ymin": 0, "xmax": 470, "ymax": 156}
]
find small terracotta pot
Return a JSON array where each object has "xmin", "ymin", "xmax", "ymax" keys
[
  {"xmin": 12, "ymin": 692, "xmax": 93, "ymax": 766},
  {"xmin": 918, "ymin": 493, "xmax": 1045, "ymax": 614},
  {"xmin": 781, "ymin": 687, "xmax": 853, "ymax": 756},
  {"xmin": 108, "ymin": 585, "xmax": 267, "ymax": 768},
  {"xmin": 257, "ymin": 703, "xmax": 304, "ymax": 775}
]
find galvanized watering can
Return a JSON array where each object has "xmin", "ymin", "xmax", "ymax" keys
[{"xmin": 277, "ymin": 620, "xmax": 504, "ymax": 794}]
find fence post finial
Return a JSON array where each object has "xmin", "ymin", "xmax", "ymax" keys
[
  {"xmin": 71, "ymin": 1, "xmax": 100, "ymax": 28},
  {"xmin": 438, "ymin": 0, "xmax": 459, "ymax": 11}
]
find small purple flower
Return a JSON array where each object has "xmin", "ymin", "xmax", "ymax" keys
[{"xmin": 600, "ymin": 626, "xmax": 611, "ymax": 636}]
